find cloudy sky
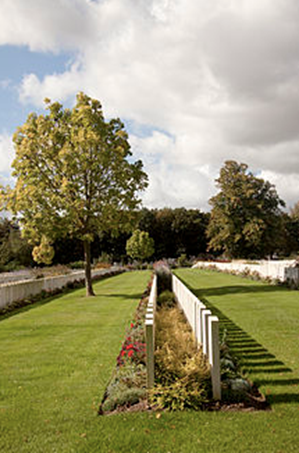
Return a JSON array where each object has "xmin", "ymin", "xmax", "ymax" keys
[{"xmin": 1, "ymin": 0, "xmax": 299, "ymax": 211}]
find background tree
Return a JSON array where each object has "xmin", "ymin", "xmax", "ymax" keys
[
  {"xmin": 126, "ymin": 229, "xmax": 154, "ymax": 261},
  {"xmin": 0, "ymin": 219, "xmax": 33, "ymax": 270},
  {"xmin": 0, "ymin": 93, "xmax": 148, "ymax": 295},
  {"xmin": 278, "ymin": 213, "xmax": 299, "ymax": 257},
  {"xmin": 137, "ymin": 208, "xmax": 209, "ymax": 259},
  {"xmin": 207, "ymin": 160, "xmax": 285, "ymax": 259},
  {"xmin": 290, "ymin": 201, "xmax": 299, "ymax": 220}
]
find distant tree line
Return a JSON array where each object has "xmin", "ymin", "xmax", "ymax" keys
[
  {"xmin": 1, "ymin": 200, "xmax": 299, "ymax": 270},
  {"xmin": 0, "ymin": 207, "xmax": 209, "ymax": 268}
]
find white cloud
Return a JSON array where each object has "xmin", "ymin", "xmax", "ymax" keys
[
  {"xmin": 2, "ymin": 0, "xmax": 299, "ymax": 209},
  {"xmin": 130, "ymin": 131, "xmax": 216, "ymax": 209},
  {"xmin": 0, "ymin": 0, "xmax": 96, "ymax": 52},
  {"xmin": 259, "ymin": 170, "xmax": 299, "ymax": 211},
  {"xmin": 0, "ymin": 133, "xmax": 14, "ymax": 174}
]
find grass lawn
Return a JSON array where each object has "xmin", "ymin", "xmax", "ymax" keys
[{"xmin": 1, "ymin": 269, "xmax": 299, "ymax": 452}]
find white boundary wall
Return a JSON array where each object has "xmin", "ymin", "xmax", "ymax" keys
[
  {"xmin": 145, "ymin": 275, "xmax": 157, "ymax": 388},
  {"xmin": 172, "ymin": 274, "xmax": 221, "ymax": 400},
  {"xmin": 193, "ymin": 260, "xmax": 297, "ymax": 282},
  {"xmin": 0, "ymin": 267, "xmax": 122, "ymax": 310}
]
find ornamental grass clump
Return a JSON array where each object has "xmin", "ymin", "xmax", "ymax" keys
[{"xmin": 150, "ymin": 306, "xmax": 210, "ymax": 411}]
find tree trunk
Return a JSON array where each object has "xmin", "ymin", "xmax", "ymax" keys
[{"xmin": 84, "ymin": 240, "xmax": 95, "ymax": 297}]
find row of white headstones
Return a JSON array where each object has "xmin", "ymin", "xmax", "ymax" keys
[{"xmin": 145, "ymin": 273, "xmax": 221, "ymax": 400}]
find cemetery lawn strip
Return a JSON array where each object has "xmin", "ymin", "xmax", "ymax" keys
[
  {"xmin": 1, "ymin": 268, "xmax": 299, "ymax": 452},
  {"xmin": 0, "ymin": 271, "xmax": 150, "ymax": 453}
]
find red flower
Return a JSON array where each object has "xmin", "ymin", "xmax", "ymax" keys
[
  {"xmin": 121, "ymin": 350, "xmax": 126, "ymax": 356},
  {"xmin": 128, "ymin": 350, "xmax": 134, "ymax": 357},
  {"xmin": 126, "ymin": 344, "xmax": 133, "ymax": 350},
  {"xmin": 130, "ymin": 323, "xmax": 134, "ymax": 329}
]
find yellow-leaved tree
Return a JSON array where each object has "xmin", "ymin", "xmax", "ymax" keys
[{"xmin": 0, "ymin": 93, "xmax": 148, "ymax": 296}]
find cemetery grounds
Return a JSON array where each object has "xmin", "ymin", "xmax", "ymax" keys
[{"xmin": 0, "ymin": 269, "xmax": 299, "ymax": 452}]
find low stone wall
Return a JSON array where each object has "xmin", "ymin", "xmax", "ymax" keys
[
  {"xmin": 0, "ymin": 267, "xmax": 122, "ymax": 310},
  {"xmin": 193, "ymin": 260, "xmax": 297, "ymax": 283}
]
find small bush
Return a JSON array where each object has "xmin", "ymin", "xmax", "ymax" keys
[
  {"xmin": 151, "ymin": 380, "xmax": 207, "ymax": 411},
  {"xmin": 177, "ymin": 253, "xmax": 188, "ymax": 268},
  {"xmin": 157, "ymin": 290, "xmax": 176, "ymax": 309},
  {"xmin": 101, "ymin": 363, "xmax": 147, "ymax": 413},
  {"xmin": 69, "ymin": 261, "xmax": 85, "ymax": 269},
  {"xmin": 95, "ymin": 252, "xmax": 112, "ymax": 265}
]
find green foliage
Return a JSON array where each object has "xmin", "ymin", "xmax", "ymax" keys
[
  {"xmin": 157, "ymin": 290, "xmax": 176, "ymax": 309},
  {"xmin": 150, "ymin": 380, "xmax": 207, "ymax": 411},
  {"xmin": 126, "ymin": 229, "xmax": 154, "ymax": 261},
  {"xmin": 208, "ymin": 160, "xmax": 285, "ymax": 258},
  {"xmin": 101, "ymin": 363, "xmax": 147, "ymax": 413},
  {"xmin": 95, "ymin": 252, "xmax": 112, "ymax": 265},
  {"xmin": 150, "ymin": 306, "xmax": 210, "ymax": 410},
  {"xmin": 0, "ymin": 92, "xmax": 148, "ymax": 295},
  {"xmin": 32, "ymin": 236, "xmax": 55, "ymax": 265},
  {"xmin": 0, "ymin": 218, "xmax": 33, "ymax": 269},
  {"xmin": 177, "ymin": 253, "xmax": 189, "ymax": 267},
  {"xmin": 138, "ymin": 207, "xmax": 209, "ymax": 259},
  {"xmin": 69, "ymin": 260, "xmax": 85, "ymax": 269}
]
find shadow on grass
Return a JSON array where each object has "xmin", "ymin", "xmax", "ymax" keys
[
  {"xmin": 194, "ymin": 284, "xmax": 290, "ymax": 298},
  {"xmin": 177, "ymin": 274, "xmax": 298, "ymax": 405},
  {"xmin": 0, "ymin": 290, "xmax": 143, "ymax": 323},
  {"xmin": 0, "ymin": 292, "xmax": 66, "ymax": 322},
  {"xmin": 0, "ymin": 272, "xmax": 130, "ymax": 322}
]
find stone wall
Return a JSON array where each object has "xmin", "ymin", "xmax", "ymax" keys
[
  {"xmin": 192, "ymin": 260, "xmax": 297, "ymax": 283},
  {"xmin": 0, "ymin": 267, "xmax": 122, "ymax": 310}
]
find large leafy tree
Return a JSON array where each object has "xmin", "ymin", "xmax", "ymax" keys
[
  {"xmin": 207, "ymin": 160, "xmax": 285, "ymax": 259},
  {"xmin": 0, "ymin": 93, "xmax": 148, "ymax": 295}
]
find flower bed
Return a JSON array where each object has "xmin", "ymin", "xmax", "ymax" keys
[
  {"xmin": 99, "ymin": 273, "xmax": 267, "ymax": 415},
  {"xmin": 99, "ymin": 282, "xmax": 151, "ymax": 414}
]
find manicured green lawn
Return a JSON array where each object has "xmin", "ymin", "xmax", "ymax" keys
[{"xmin": 1, "ymin": 268, "xmax": 299, "ymax": 452}]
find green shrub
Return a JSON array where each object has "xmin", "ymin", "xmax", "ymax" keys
[
  {"xmin": 100, "ymin": 363, "xmax": 147, "ymax": 413},
  {"xmin": 150, "ymin": 380, "xmax": 207, "ymax": 411},
  {"xmin": 95, "ymin": 252, "xmax": 112, "ymax": 264},
  {"xmin": 101, "ymin": 387, "xmax": 146, "ymax": 413},
  {"xmin": 69, "ymin": 261, "xmax": 85, "ymax": 269},
  {"xmin": 177, "ymin": 253, "xmax": 188, "ymax": 268},
  {"xmin": 157, "ymin": 290, "xmax": 176, "ymax": 309}
]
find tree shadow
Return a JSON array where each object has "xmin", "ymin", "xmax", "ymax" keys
[{"xmin": 176, "ymin": 275, "xmax": 299, "ymax": 405}]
